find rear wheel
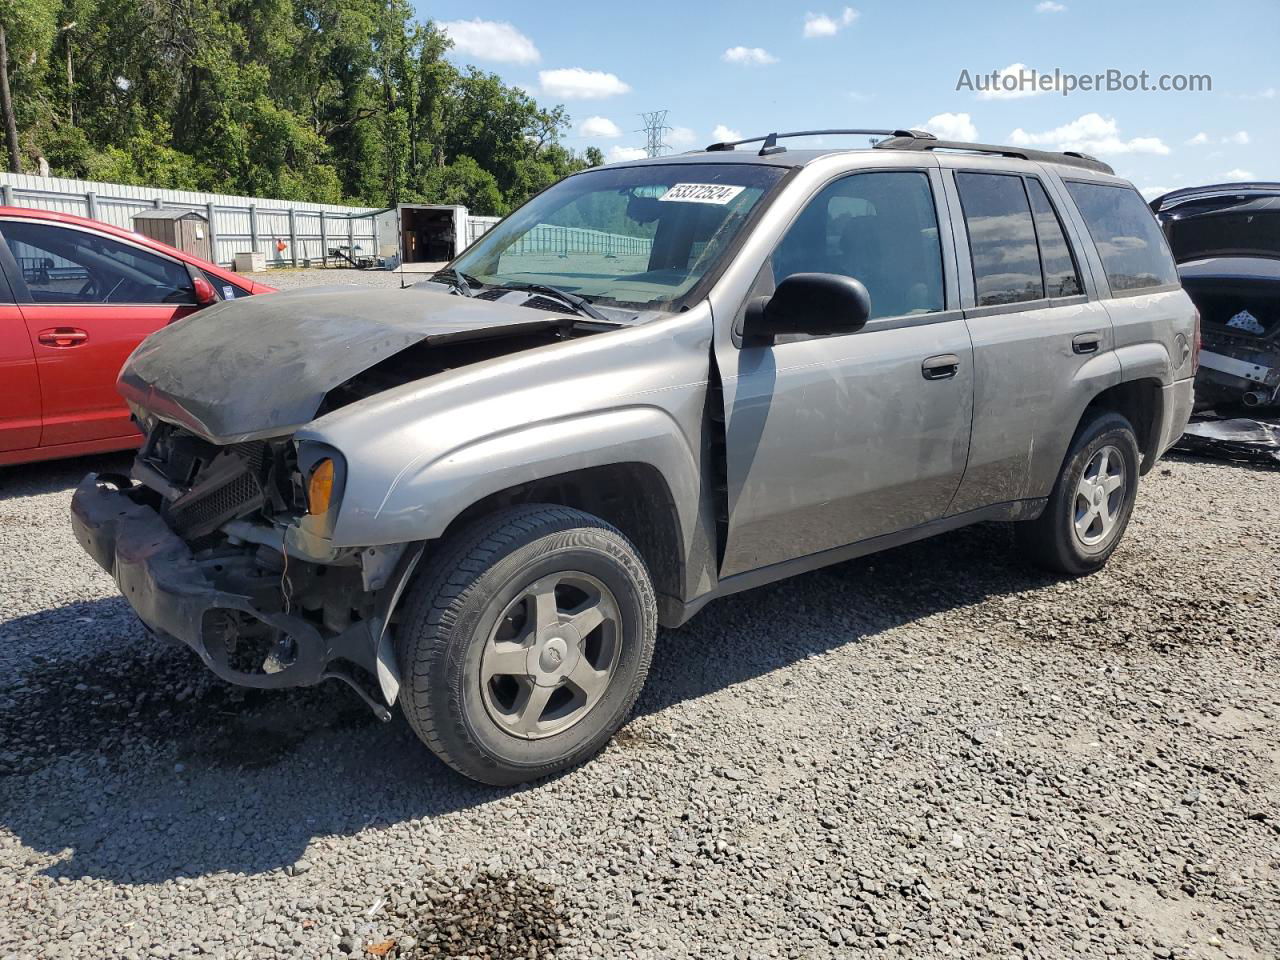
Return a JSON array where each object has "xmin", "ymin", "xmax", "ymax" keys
[
  {"xmin": 396, "ymin": 504, "xmax": 656, "ymax": 785},
  {"xmin": 1016, "ymin": 411, "xmax": 1140, "ymax": 575}
]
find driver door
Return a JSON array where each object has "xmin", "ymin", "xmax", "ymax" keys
[
  {"xmin": 717, "ymin": 168, "xmax": 974, "ymax": 577},
  {"xmin": 0, "ymin": 218, "xmax": 198, "ymax": 446}
]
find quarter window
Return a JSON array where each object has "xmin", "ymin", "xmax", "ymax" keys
[
  {"xmin": 956, "ymin": 172, "xmax": 1043, "ymax": 306},
  {"xmin": 1025, "ymin": 179, "xmax": 1082, "ymax": 298},
  {"xmin": 0, "ymin": 220, "xmax": 195, "ymax": 305},
  {"xmin": 772, "ymin": 171, "xmax": 944, "ymax": 320},
  {"xmin": 1065, "ymin": 181, "xmax": 1179, "ymax": 291}
]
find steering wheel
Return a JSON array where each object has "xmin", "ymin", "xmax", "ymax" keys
[{"xmin": 77, "ymin": 277, "xmax": 99, "ymax": 300}]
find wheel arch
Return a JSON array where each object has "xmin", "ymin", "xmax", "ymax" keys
[
  {"xmin": 1079, "ymin": 377, "xmax": 1165, "ymax": 474},
  {"xmin": 438, "ymin": 461, "xmax": 688, "ymax": 625}
]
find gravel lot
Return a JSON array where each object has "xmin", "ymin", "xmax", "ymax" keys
[
  {"xmin": 246, "ymin": 267, "xmax": 425, "ymax": 291},
  {"xmin": 1, "ymin": 270, "xmax": 1277, "ymax": 959}
]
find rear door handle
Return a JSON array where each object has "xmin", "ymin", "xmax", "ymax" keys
[
  {"xmin": 1072, "ymin": 333, "xmax": 1101, "ymax": 355},
  {"xmin": 37, "ymin": 327, "xmax": 90, "ymax": 347},
  {"xmin": 921, "ymin": 354, "xmax": 960, "ymax": 380}
]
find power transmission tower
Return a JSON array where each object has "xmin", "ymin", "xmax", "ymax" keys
[{"xmin": 639, "ymin": 110, "xmax": 671, "ymax": 158}]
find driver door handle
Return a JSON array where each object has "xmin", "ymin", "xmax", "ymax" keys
[
  {"xmin": 37, "ymin": 327, "xmax": 90, "ymax": 347},
  {"xmin": 921, "ymin": 354, "xmax": 960, "ymax": 380}
]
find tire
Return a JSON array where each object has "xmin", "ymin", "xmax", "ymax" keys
[
  {"xmin": 395, "ymin": 504, "xmax": 657, "ymax": 785},
  {"xmin": 1016, "ymin": 411, "xmax": 1141, "ymax": 576}
]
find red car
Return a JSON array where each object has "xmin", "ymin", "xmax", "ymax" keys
[{"xmin": 0, "ymin": 206, "xmax": 275, "ymax": 466}]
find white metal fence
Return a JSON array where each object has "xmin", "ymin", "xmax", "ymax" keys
[
  {"xmin": 0, "ymin": 172, "xmax": 385, "ymax": 268},
  {"xmin": 462, "ymin": 218, "xmax": 653, "ymax": 260},
  {"xmin": 0, "ymin": 174, "xmax": 653, "ymax": 270}
]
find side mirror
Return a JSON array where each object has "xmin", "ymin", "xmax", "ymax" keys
[
  {"xmin": 192, "ymin": 274, "xmax": 219, "ymax": 306},
  {"xmin": 741, "ymin": 273, "xmax": 871, "ymax": 343}
]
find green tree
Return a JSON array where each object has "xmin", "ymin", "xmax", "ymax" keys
[
  {"xmin": 0, "ymin": 0, "xmax": 59, "ymax": 171},
  {"xmin": 17, "ymin": 1, "xmax": 589, "ymax": 212}
]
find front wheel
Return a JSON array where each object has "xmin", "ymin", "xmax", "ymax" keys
[
  {"xmin": 1016, "ymin": 411, "xmax": 1141, "ymax": 575},
  {"xmin": 396, "ymin": 505, "xmax": 657, "ymax": 785}
]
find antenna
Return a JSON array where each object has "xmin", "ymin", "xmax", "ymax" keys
[{"xmin": 638, "ymin": 110, "xmax": 671, "ymax": 158}]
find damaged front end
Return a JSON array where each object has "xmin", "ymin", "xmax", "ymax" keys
[
  {"xmin": 71, "ymin": 423, "xmax": 419, "ymax": 721},
  {"xmin": 71, "ymin": 284, "xmax": 616, "ymax": 714}
]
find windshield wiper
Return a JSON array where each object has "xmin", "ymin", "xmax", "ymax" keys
[
  {"xmin": 430, "ymin": 267, "xmax": 481, "ymax": 297},
  {"xmin": 497, "ymin": 282, "xmax": 610, "ymax": 322}
]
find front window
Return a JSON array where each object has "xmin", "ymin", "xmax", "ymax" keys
[
  {"xmin": 0, "ymin": 219, "xmax": 195, "ymax": 305},
  {"xmin": 451, "ymin": 163, "xmax": 786, "ymax": 315}
]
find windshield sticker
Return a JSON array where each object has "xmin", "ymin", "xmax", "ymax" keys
[{"xmin": 658, "ymin": 183, "xmax": 746, "ymax": 205}]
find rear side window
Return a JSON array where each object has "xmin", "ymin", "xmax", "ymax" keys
[
  {"xmin": 956, "ymin": 172, "xmax": 1043, "ymax": 306},
  {"xmin": 1065, "ymin": 182, "xmax": 1179, "ymax": 291},
  {"xmin": 0, "ymin": 220, "xmax": 195, "ymax": 305},
  {"xmin": 1025, "ymin": 180, "xmax": 1082, "ymax": 298}
]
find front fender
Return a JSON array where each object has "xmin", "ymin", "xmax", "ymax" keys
[{"xmin": 332, "ymin": 405, "xmax": 702, "ymax": 548}]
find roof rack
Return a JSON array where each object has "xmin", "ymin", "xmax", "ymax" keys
[
  {"xmin": 705, "ymin": 129, "xmax": 933, "ymax": 157},
  {"xmin": 872, "ymin": 134, "xmax": 1114, "ymax": 175}
]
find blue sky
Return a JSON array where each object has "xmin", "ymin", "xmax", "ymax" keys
[{"xmin": 419, "ymin": 0, "xmax": 1277, "ymax": 198}]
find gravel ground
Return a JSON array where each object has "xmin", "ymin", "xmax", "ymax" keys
[
  {"xmin": 1, "ymin": 451, "xmax": 1277, "ymax": 960},
  {"xmin": 245, "ymin": 268, "xmax": 426, "ymax": 291}
]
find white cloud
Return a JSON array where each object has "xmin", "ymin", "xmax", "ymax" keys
[
  {"xmin": 1223, "ymin": 130, "xmax": 1250, "ymax": 145},
  {"xmin": 439, "ymin": 19, "xmax": 539, "ymax": 64},
  {"xmin": 919, "ymin": 112, "xmax": 978, "ymax": 142},
  {"xmin": 607, "ymin": 146, "xmax": 648, "ymax": 163},
  {"xmin": 539, "ymin": 68, "xmax": 631, "ymax": 100},
  {"xmin": 578, "ymin": 116, "xmax": 622, "ymax": 138},
  {"xmin": 1008, "ymin": 113, "xmax": 1170, "ymax": 155},
  {"xmin": 803, "ymin": 7, "xmax": 859, "ymax": 38},
  {"xmin": 1241, "ymin": 87, "xmax": 1276, "ymax": 100},
  {"xmin": 976, "ymin": 63, "xmax": 1045, "ymax": 100},
  {"xmin": 848, "ymin": 90, "xmax": 875, "ymax": 102},
  {"xmin": 712, "ymin": 124, "xmax": 742, "ymax": 143},
  {"xmin": 722, "ymin": 45, "xmax": 778, "ymax": 66},
  {"xmin": 668, "ymin": 126, "xmax": 698, "ymax": 146},
  {"xmin": 1035, "ymin": 1, "xmax": 1067, "ymax": 11},
  {"xmin": 1185, "ymin": 132, "xmax": 1209, "ymax": 145},
  {"xmin": 1139, "ymin": 185, "xmax": 1172, "ymax": 200},
  {"xmin": 1224, "ymin": 168, "xmax": 1255, "ymax": 180}
]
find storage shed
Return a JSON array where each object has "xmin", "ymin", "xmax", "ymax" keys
[{"xmin": 130, "ymin": 208, "xmax": 212, "ymax": 261}]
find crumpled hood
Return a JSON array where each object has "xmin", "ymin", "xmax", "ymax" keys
[{"xmin": 119, "ymin": 285, "xmax": 573, "ymax": 443}]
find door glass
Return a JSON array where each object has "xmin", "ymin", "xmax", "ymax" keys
[
  {"xmin": 0, "ymin": 220, "xmax": 195, "ymax": 305},
  {"xmin": 956, "ymin": 172, "xmax": 1044, "ymax": 306},
  {"xmin": 773, "ymin": 171, "xmax": 944, "ymax": 320},
  {"xmin": 1025, "ymin": 179, "xmax": 1082, "ymax": 297},
  {"xmin": 1065, "ymin": 181, "xmax": 1180, "ymax": 291}
]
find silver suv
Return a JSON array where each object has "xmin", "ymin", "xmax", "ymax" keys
[{"xmin": 71, "ymin": 129, "xmax": 1197, "ymax": 784}]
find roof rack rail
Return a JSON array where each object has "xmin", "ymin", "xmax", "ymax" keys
[
  {"xmin": 872, "ymin": 135, "xmax": 1114, "ymax": 175},
  {"xmin": 705, "ymin": 129, "xmax": 932, "ymax": 157}
]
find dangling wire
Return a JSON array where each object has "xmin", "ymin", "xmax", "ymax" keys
[{"xmin": 280, "ymin": 548, "xmax": 294, "ymax": 616}]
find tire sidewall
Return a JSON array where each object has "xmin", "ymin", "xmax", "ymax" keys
[
  {"xmin": 433, "ymin": 529, "xmax": 653, "ymax": 774},
  {"xmin": 1055, "ymin": 417, "xmax": 1140, "ymax": 566}
]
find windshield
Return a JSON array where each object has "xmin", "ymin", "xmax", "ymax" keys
[{"xmin": 450, "ymin": 163, "xmax": 787, "ymax": 313}]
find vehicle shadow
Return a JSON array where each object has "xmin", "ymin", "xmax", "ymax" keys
[
  {"xmin": 0, "ymin": 451, "xmax": 134, "ymax": 500},
  {"xmin": 0, "ymin": 520, "xmax": 1055, "ymax": 884}
]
